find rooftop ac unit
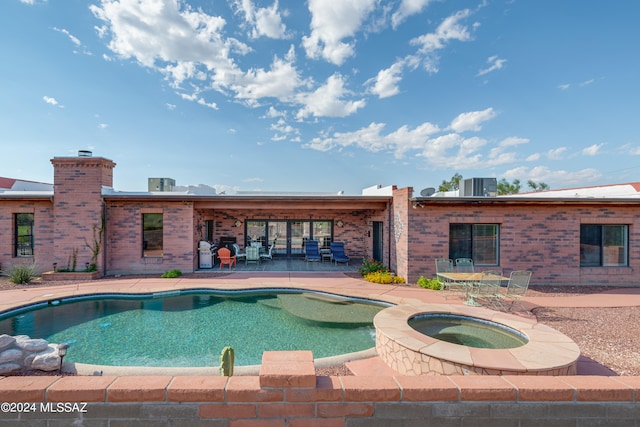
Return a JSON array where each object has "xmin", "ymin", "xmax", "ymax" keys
[{"xmin": 460, "ymin": 178, "xmax": 497, "ymax": 197}]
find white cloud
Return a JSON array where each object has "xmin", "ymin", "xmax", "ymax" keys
[
  {"xmin": 580, "ymin": 78, "xmax": 595, "ymax": 87},
  {"xmin": 231, "ymin": 0, "xmax": 288, "ymax": 39},
  {"xmin": 231, "ymin": 48, "xmax": 303, "ymax": 105},
  {"xmin": 367, "ymin": 60, "xmax": 404, "ymax": 99},
  {"xmin": 583, "ymin": 143, "xmax": 604, "ymax": 156},
  {"xmin": 477, "ymin": 55, "xmax": 507, "ymax": 76},
  {"xmin": 558, "ymin": 83, "xmax": 570, "ymax": 90},
  {"xmin": 410, "ymin": 9, "xmax": 474, "ymax": 72},
  {"xmin": 90, "ymin": 0, "xmax": 247, "ymax": 87},
  {"xmin": 504, "ymin": 166, "xmax": 602, "ymax": 188},
  {"xmin": 499, "ymin": 136, "xmax": 529, "ymax": 147},
  {"xmin": 19, "ymin": 0, "xmax": 36, "ymax": 4},
  {"xmin": 547, "ymin": 147, "xmax": 567, "ymax": 160},
  {"xmin": 296, "ymin": 74, "xmax": 366, "ymax": 119},
  {"xmin": 53, "ymin": 27, "xmax": 81, "ymax": 46},
  {"xmin": 98, "ymin": 123, "xmax": 108, "ymax": 129},
  {"xmin": 302, "ymin": 0, "xmax": 377, "ymax": 65},
  {"xmin": 43, "ymin": 96, "xmax": 63, "ymax": 107},
  {"xmin": 449, "ymin": 107, "xmax": 496, "ymax": 132},
  {"xmin": 391, "ymin": 0, "xmax": 433, "ymax": 29}
]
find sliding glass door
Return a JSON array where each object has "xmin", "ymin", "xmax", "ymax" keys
[{"xmin": 244, "ymin": 219, "xmax": 333, "ymax": 257}]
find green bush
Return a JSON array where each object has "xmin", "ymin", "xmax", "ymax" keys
[
  {"xmin": 359, "ymin": 258, "xmax": 388, "ymax": 276},
  {"xmin": 161, "ymin": 269, "xmax": 182, "ymax": 278},
  {"xmin": 417, "ymin": 276, "xmax": 442, "ymax": 290},
  {"xmin": 364, "ymin": 271, "xmax": 406, "ymax": 284},
  {"xmin": 8, "ymin": 263, "xmax": 38, "ymax": 284}
]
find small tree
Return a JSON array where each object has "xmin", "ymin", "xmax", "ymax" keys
[
  {"xmin": 497, "ymin": 178, "xmax": 521, "ymax": 195},
  {"xmin": 438, "ymin": 173, "xmax": 463, "ymax": 192},
  {"xmin": 528, "ymin": 180, "xmax": 550, "ymax": 191}
]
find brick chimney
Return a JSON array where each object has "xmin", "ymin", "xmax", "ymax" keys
[{"xmin": 50, "ymin": 154, "xmax": 116, "ymax": 272}]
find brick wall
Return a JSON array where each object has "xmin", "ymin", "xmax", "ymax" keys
[
  {"xmin": 398, "ymin": 191, "xmax": 640, "ymax": 284},
  {"xmin": 0, "ymin": 351, "xmax": 638, "ymax": 425},
  {"xmin": 106, "ymin": 201, "xmax": 195, "ymax": 275},
  {"xmin": 0, "ymin": 200, "xmax": 54, "ymax": 273}
]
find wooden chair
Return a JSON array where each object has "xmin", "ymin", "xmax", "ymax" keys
[{"xmin": 217, "ymin": 247, "xmax": 236, "ymax": 269}]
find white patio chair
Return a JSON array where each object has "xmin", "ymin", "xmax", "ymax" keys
[
  {"xmin": 260, "ymin": 244, "xmax": 274, "ymax": 262},
  {"xmin": 232, "ymin": 243, "xmax": 246, "ymax": 262}
]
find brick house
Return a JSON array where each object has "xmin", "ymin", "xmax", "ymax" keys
[{"xmin": 1, "ymin": 153, "xmax": 638, "ymax": 286}]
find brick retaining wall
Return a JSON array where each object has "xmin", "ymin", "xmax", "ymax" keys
[{"xmin": 1, "ymin": 351, "xmax": 639, "ymax": 426}]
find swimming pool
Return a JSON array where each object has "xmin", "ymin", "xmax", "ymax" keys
[{"xmin": 0, "ymin": 289, "xmax": 388, "ymax": 367}]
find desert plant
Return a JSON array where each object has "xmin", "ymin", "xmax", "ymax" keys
[
  {"xmin": 8, "ymin": 262, "xmax": 38, "ymax": 284},
  {"xmin": 417, "ymin": 276, "xmax": 442, "ymax": 290},
  {"xmin": 358, "ymin": 258, "xmax": 388, "ymax": 276},
  {"xmin": 161, "ymin": 269, "xmax": 182, "ymax": 278},
  {"xmin": 363, "ymin": 271, "xmax": 405, "ymax": 284},
  {"xmin": 84, "ymin": 217, "xmax": 104, "ymax": 272},
  {"xmin": 219, "ymin": 346, "xmax": 235, "ymax": 376}
]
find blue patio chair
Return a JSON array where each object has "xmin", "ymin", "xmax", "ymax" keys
[
  {"xmin": 330, "ymin": 242, "xmax": 350, "ymax": 265},
  {"xmin": 305, "ymin": 240, "xmax": 321, "ymax": 262}
]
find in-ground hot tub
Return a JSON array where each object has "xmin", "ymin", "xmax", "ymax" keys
[{"xmin": 374, "ymin": 303, "xmax": 580, "ymax": 376}]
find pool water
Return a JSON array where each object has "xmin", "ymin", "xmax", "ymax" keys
[
  {"xmin": 409, "ymin": 314, "xmax": 528, "ymax": 349},
  {"xmin": 0, "ymin": 290, "xmax": 385, "ymax": 367}
]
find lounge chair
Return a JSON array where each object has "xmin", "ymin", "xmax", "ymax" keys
[
  {"xmin": 330, "ymin": 242, "xmax": 349, "ymax": 265},
  {"xmin": 260, "ymin": 244, "xmax": 274, "ymax": 262},
  {"xmin": 305, "ymin": 240, "xmax": 321, "ymax": 262},
  {"xmin": 232, "ymin": 243, "xmax": 246, "ymax": 263},
  {"xmin": 217, "ymin": 247, "xmax": 236, "ymax": 269}
]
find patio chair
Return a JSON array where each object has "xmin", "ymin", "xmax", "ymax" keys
[
  {"xmin": 496, "ymin": 270, "xmax": 532, "ymax": 312},
  {"xmin": 435, "ymin": 258, "xmax": 458, "ymax": 298},
  {"xmin": 217, "ymin": 247, "xmax": 236, "ymax": 269},
  {"xmin": 468, "ymin": 270, "xmax": 503, "ymax": 307},
  {"xmin": 260, "ymin": 244, "xmax": 274, "ymax": 262},
  {"xmin": 232, "ymin": 243, "xmax": 247, "ymax": 263},
  {"xmin": 330, "ymin": 242, "xmax": 350, "ymax": 265},
  {"xmin": 305, "ymin": 240, "xmax": 321, "ymax": 262},
  {"xmin": 455, "ymin": 258, "xmax": 474, "ymax": 273},
  {"xmin": 245, "ymin": 246, "xmax": 260, "ymax": 265}
]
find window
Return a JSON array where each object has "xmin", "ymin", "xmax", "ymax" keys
[
  {"xmin": 15, "ymin": 213, "xmax": 34, "ymax": 257},
  {"xmin": 449, "ymin": 224, "xmax": 499, "ymax": 265},
  {"xmin": 143, "ymin": 213, "xmax": 163, "ymax": 257},
  {"xmin": 580, "ymin": 224, "xmax": 628, "ymax": 267}
]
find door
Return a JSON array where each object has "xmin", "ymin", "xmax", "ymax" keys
[{"xmin": 372, "ymin": 221, "xmax": 383, "ymax": 262}]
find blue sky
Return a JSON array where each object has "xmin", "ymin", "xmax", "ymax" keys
[{"xmin": 2, "ymin": 0, "xmax": 639, "ymax": 194}]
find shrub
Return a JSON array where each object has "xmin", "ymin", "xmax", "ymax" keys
[
  {"xmin": 364, "ymin": 271, "xmax": 406, "ymax": 285},
  {"xmin": 359, "ymin": 258, "xmax": 388, "ymax": 276},
  {"xmin": 417, "ymin": 276, "xmax": 442, "ymax": 290},
  {"xmin": 161, "ymin": 269, "xmax": 182, "ymax": 278},
  {"xmin": 8, "ymin": 262, "xmax": 38, "ymax": 284}
]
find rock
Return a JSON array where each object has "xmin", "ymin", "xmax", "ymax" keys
[
  {"xmin": 15, "ymin": 336, "xmax": 49, "ymax": 352},
  {"xmin": 0, "ymin": 363, "xmax": 21, "ymax": 375},
  {"xmin": 30, "ymin": 346, "xmax": 60, "ymax": 372},
  {"xmin": 0, "ymin": 349, "xmax": 23, "ymax": 364},
  {"xmin": 0, "ymin": 334, "xmax": 16, "ymax": 351}
]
